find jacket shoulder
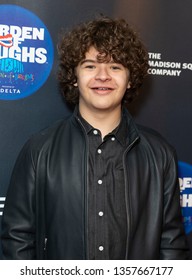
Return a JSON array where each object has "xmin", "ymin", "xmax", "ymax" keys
[
  {"xmin": 20, "ymin": 116, "xmax": 73, "ymax": 163},
  {"xmin": 136, "ymin": 124, "xmax": 176, "ymax": 156},
  {"xmin": 28, "ymin": 119, "xmax": 67, "ymax": 149}
]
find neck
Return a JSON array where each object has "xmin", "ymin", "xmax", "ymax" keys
[{"xmin": 79, "ymin": 106, "xmax": 122, "ymax": 138}]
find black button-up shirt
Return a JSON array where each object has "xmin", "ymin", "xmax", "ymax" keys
[{"xmin": 77, "ymin": 112, "xmax": 129, "ymax": 259}]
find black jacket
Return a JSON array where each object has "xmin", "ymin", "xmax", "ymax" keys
[{"xmin": 1, "ymin": 109, "xmax": 189, "ymax": 259}]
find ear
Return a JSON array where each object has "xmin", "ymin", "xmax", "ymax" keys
[
  {"xmin": 74, "ymin": 82, "xmax": 78, "ymax": 87},
  {"xmin": 127, "ymin": 82, "xmax": 131, "ymax": 89}
]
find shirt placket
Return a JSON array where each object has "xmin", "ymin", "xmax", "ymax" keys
[{"xmin": 92, "ymin": 129, "xmax": 107, "ymax": 259}]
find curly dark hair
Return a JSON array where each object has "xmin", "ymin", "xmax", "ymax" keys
[{"xmin": 58, "ymin": 16, "xmax": 149, "ymax": 105}]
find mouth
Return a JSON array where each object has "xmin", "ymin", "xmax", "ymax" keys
[{"xmin": 91, "ymin": 87, "xmax": 114, "ymax": 93}]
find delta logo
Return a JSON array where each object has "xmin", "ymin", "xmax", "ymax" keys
[{"xmin": 0, "ymin": 5, "xmax": 54, "ymax": 100}]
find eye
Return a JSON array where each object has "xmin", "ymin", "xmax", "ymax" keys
[
  {"xmin": 85, "ymin": 65, "xmax": 96, "ymax": 69},
  {"xmin": 110, "ymin": 64, "xmax": 122, "ymax": 70},
  {"xmin": 111, "ymin": 66, "xmax": 120, "ymax": 70}
]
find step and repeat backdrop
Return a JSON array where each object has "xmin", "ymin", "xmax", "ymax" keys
[{"xmin": 0, "ymin": 0, "xmax": 191, "ymax": 258}]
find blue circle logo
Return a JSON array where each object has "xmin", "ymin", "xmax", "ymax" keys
[
  {"xmin": 178, "ymin": 161, "xmax": 192, "ymax": 234},
  {"xmin": 0, "ymin": 5, "xmax": 54, "ymax": 100}
]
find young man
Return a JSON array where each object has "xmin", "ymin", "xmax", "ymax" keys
[{"xmin": 1, "ymin": 16, "xmax": 189, "ymax": 259}]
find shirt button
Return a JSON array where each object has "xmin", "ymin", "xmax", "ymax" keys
[
  {"xmin": 98, "ymin": 179, "xmax": 103, "ymax": 185},
  {"xmin": 97, "ymin": 149, "xmax": 102, "ymax": 154},
  {"xmin": 111, "ymin": 137, "xmax": 115, "ymax": 141},
  {"xmin": 98, "ymin": 211, "xmax": 104, "ymax": 216},
  {"xmin": 98, "ymin": 246, "xmax": 104, "ymax": 251},
  {"xmin": 93, "ymin": 130, "xmax": 98, "ymax": 135}
]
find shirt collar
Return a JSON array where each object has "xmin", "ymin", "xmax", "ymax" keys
[{"xmin": 76, "ymin": 108, "xmax": 128, "ymax": 146}]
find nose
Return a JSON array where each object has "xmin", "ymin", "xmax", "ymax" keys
[{"xmin": 95, "ymin": 65, "xmax": 111, "ymax": 81}]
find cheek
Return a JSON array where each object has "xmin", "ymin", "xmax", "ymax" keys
[
  {"xmin": 119, "ymin": 76, "xmax": 130, "ymax": 90},
  {"xmin": 124, "ymin": 76, "xmax": 131, "ymax": 89},
  {"xmin": 76, "ymin": 76, "xmax": 85, "ymax": 88},
  {"xmin": 76, "ymin": 76, "xmax": 91, "ymax": 95},
  {"xmin": 77, "ymin": 73, "xmax": 91, "ymax": 86}
]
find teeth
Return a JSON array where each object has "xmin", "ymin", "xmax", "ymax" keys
[{"xmin": 97, "ymin": 87, "xmax": 109, "ymax": 90}]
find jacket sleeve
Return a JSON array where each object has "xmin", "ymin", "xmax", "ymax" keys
[
  {"xmin": 160, "ymin": 150, "xmax": 189, "ymax": 259},
  {"xmin": 1, "ymin": 141, "xmax": 36, "ymax": 259}
]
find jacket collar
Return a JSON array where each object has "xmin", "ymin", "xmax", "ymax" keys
[
  {"xmin": 71, "ymin": 106, "xmax": 140, "ymax": 147},
  {"xmin": 122, "ymin": 107, "xmax": 140, "ymax": 147}
]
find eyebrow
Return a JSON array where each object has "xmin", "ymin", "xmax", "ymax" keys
[
  {"xmin": 80, "ymin": 59, "xmax": 96, "ymax": 65},
  {"xmin": 80, "ymin": 59, "xmax": 120, "ymax": 65}
]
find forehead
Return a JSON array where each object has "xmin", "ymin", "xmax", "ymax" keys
[
  {"xmin": 85, "ymin": 46, "xmax": 100, "ymax": 57},
  {"xmin": 83, "ymin": 46, "xmax": 112, "ymax": 62}
]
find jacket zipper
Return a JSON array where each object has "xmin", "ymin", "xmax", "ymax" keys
[
  {"xmin": 76, "ymin": 117, "xmax": 89, "ymax": 260},
  {"xmin": 123, "ymin": 136, "xmax": 139, "ymax": 259},
  {"xmin": 44, "ymin": 237, "xmax": 47, "ymax": 251}
]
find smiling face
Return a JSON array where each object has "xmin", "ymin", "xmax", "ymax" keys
[{"xmin": 75, "ymin": 47, "xmax": 131, "ymax": 118}]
